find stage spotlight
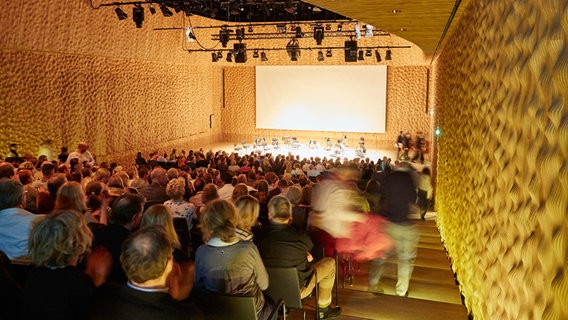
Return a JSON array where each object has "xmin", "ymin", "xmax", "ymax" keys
[
  {"xmin": 236, "ymin": 27, "xmax": 245, "ymax": 41},
  {"xmin": 261, "ymin": 51, "xmax": 268, "ymax": 61},
  {"xmin": 253, "ymin": 50, "xmax": 259, "ymax": 58},
  {"xmin": 385, "ymin": 48, "xmax": 392, "ymax": 60},
  {"xmin": 217, "ymin": 51, "xmax": 223, "ymax": 59},
  {"xmin": 358, "ymin": 49, "xmax": 364, "ymax": 60},
  {"xmin": 211, "ymin": 52, "xmax": 218, "ymax": 62},
  {"xmin": 219, "ymin": 27, "xmax": 230, "ymax": 47},
  {"xmin": 337, "ymin": 23, "xmax": 343, "ymax": 32},
  {"xmin": 160, "ymin": 5, "xmax": 173, "ymax": 17},
  {"xmin": 365, "ymin": 48, "xmax": 372, "ymax": 56},
  {"xmin": 115, "ymin": 7, "xmax": 128, "ymax": 20},
  {"xmin": 149, "ymin": 6, "xmax": 156, "ymax": 15},
  {"xmin": 326, "ymin": 48, "xmax": 332, "ymax": 57},
  {"xmin": 325, "ymin": 23, "xmax": 331, "ymax": 31},
  {"xmin": 375, "ymin": 49, "xmax": 382, "ymax": 62},
  {"xmin": 317, "ymin": 50, "xmax": 324, "ymax": 61},
  {"xmin": 365, "ymin": 24, "xmax": 374, "ymax": 37},
  {"xmin": 185, "ymin": 27, "xmax": 195, "ymax": 42},
  {"xmin": 132, "ymin": 5, "xmax": 144, "ymax": 27},
  {"xmin": 354, "ymin": 23, "xmax": 361, "ymax": 39},
  {"xmin": 295, "ymin": 26, "xmax": 303, "ymax": 38},
  {"xmin": 226, "ymin": 51, "xmax": 233, "ymax": 62},
  {"xmin": 313, "ymin": 25, "xmax": 324, "ymax": 45}
]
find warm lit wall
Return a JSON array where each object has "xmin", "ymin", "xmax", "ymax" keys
[
  {"xmin": 221, "ymin": 65, "xmax": 433, "ymax": 151},
  {"xmin": 435, "ymin": 0, "xmax": 568, "ymax": 319},
  {"xmin": 0, "ymin": 1, "xmax": 223, "ymax": 163}
]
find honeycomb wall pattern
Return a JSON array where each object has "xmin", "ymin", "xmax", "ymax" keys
[
  {"xmin": 0, "ymin": 1, "xmax": 223, "ymax": 163},
  {"xmin": 435, "ymin": 0, "xmax": 568, "ymax": 319},
  {"xmin": 221, "ymin": 65, "xmax": 433, "ymax": 150}
]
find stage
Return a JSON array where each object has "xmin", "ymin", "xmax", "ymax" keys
[{"xmin": 201, "ymin": 140, "xmax": 431, "ymax": 167}]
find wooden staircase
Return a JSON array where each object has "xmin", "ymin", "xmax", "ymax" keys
[{"xmin": 286, "ymin": 216, "xmax": 468, "ymax": 320}]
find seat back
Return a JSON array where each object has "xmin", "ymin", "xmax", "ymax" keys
[
  {"xmin": 172, "ymin": 217, "xmax": 191, "ymax": 255},
  {"xmin": 265, "ymin": 267, "xmax": 303, "ymax": 309},
  {"xmin": 193, "ymin": 288, "xmax": 258, "ymax": 320}
]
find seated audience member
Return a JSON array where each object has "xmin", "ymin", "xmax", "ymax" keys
[
  {"xmin": 17, "ymin": 169, "xmax": 38, "ymax": 213},
  {"xmin": 286, "ymin": 186, "xmax": 307, "ymax": 232},
  {"xmin": 193, "ymin": 200, "xmax": 272, "ymax": 320},
  {"xmin": 90, "ymin": 193, "xmax": 145, "ymax": 283},
  {"xmin": 140, "ymin": 167, "xmax": 169, "ymax": 210},
  {"xmin": 22, "ymin": 210, "xmax": 109, "ymax": 320},
  {"xmin": 140, "ymin": 205, "xmax": 193, "ymax": 300},
  {"xmin": 36, "ymin": 173, "xmax": 67, "ymax": 215},
  {"xmin": 234, "ymin": 195, "xmax": 260, "ymax": 241},
  {"xmin": 0, "ymin": 162, "xmax": 16, "ymax": 179},
  {"xmin": 198, "ymin": 183, "xmax": 219, "ymax": 213},
  {"xmin": 216, "ymin": 171, "xmax": 235, "ymax": 201},
  {"xmin": 31, "ymin": 162, "xmax": 55, "ymax": 190},
  {"xmin": 253, "ymin": 179, "xmax": 270, "ymax": 226},
  {"xmin": 54, "ymin": 181, "xmax": 96, "ymax": 223},
  {"xmin": 92, "ymin": 168, "xmax": 111, "ymax": 184},
  {"xmin": 86, "ymin": 181, "xmax": 111, "ymax": 224},
  {"xmin": 91, "ymin": 225, "xmax": 204, "ymax": 320},
  {"xmin": 164, "ymin": 178, "xmax": 195, "ymax": 231},
  {"xmin": 231, "ymin": 183, "xmax": 249, "ymax": 202},
  {"xmin": 255, "ymin": 196, "xmax": 341, "ymax": 320},
  {"xmin": 0, "ymin": 179, "xmax": 43, "ymax": 259}
]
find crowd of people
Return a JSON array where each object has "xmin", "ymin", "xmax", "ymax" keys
[{"xmin": 0, "ymin": 141, "xmax": 433, "ymax": 320}]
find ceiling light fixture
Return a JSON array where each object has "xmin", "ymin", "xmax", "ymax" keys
[
  {"xmin": 253, "ymin": 50, "xmax": 259, "ymax": 58},
  {"xmin": 326, "ymin": 48, "xmax": 332, "ymax": 57},
  {"xmin": 160, "ymin": 5, "xmax": 173, "ymax": 17},
  {"xmin": 115, "ymin": 7, "xmax": 128, "ymax": 20},
  {"xmin": 337, "ymin": 23, "xmax": 343, "ymax": 32},
  {"xmin": 325, "ymin": 23, "xmax": 331, "ymax": 31},
  {"xmin": 365, "ymin": 48, "xmax": 372, "ymax": 56}
]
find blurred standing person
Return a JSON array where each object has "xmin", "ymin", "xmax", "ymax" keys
[
  {"xmin": 58, "ymin": 147, "xmax": 69, "ymax": 164},
  {"xmin": 395, "ymin": 131, "xmax": 404, "ymax": 160},
  {"xmin": 7, "ymin": 143, "xmax": 19, "ymax": 159},
  {"xmin": 412, "ymin": 132, "xmax": 426, "ymax": 164},
  {"xmin": 416, "ymin": 168, "xmax": 433, "ymax": 221},
  {"xmin": 369, "ymin": 162, "xmax": 418, "ymax": 296},
  {"xmin": 402, "ymin": 132, "xmax": 412, "ymax": 161},
  {"xmin": 66, "ymin": 142, "xmax": 95, "ymax": 167}
]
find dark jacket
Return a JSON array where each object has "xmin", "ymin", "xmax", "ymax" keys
[{"xmin": 380, "ymin": 169, "xmax": 417, "ymax": 223}]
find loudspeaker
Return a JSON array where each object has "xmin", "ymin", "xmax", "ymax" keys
[
  {"xmin": 344, "ymin": 40, "xmax": 358, "ymax": 62},
  {"xmin": 234, "ymin": 43, "xmax": 247, "ymax": 63}
]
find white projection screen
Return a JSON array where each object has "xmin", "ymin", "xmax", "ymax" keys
[{"xmin": 256, "ymin": 65, "xmax": 387, "ymax": 133}]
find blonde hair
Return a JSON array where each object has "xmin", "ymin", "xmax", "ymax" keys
[
  {"xmin": 55, "ymin": 181, "xmax": 87, "ymax": 213},
  {"xmin": 200, "ymin": 200, "xmax": 237, "ymax": 242},
  {"xmin": 231, "ymin": 183, "xmax": 249, "ymax": 201},
  {"xmin": 29, "ymin": 210, "xmax": 93, "ymax": 267},
  {"xmin": 234, "ymin": 195, "xmax": 259, "ymax": 231},
  {"xmin": 166, "ymin": 178, "xmax": 186, "ymax": 200},
  {"xmin": 140, "ymin": 204, "xmax": 181, "ymax": 249}
]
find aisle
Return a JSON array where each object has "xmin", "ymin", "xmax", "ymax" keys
[{"xmin": 286, "ymin": 216, "xmax": 468, "ymax": 320}]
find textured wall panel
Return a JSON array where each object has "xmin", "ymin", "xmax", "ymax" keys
[
  {"xmin": 435, "ymin": 0, "xmax": 568, "ymax": 319},
  {"xmin": 221, "ymin": 65, "xmax": 433, "ymax": 150}
]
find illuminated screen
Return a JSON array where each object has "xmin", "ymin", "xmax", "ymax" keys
[{"xmin": 255, "ymin": 65, "xmax": 387, "ymax": 133}]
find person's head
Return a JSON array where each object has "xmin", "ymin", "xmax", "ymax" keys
[
  {"xmin": 193, "ymin": 177, "xmax": 205, "ymax": 192},
  {"xmin": 277, "ymin": 179, "xmax": 288, "ymax": 190},
  {"xmin": 268, "ymin": 195, "xmax": 292, "ymax": 224},
  {"xmin": 166, "ymin": 168, "xmax": 179, "ymax": 181},
  {"xmin": 28, "ymin": 210, "xmax": 92, "ymax": 267},
  {"xmin": 140, "ymin": 204, "xmax": 180, "ymax": 249},
  {"xmin": 221, "ymin": 171, "xmax": 234, "ymax": 185},
  {"xmin": 234, "ymin": 195, "xmax": 259, "ymax": 231},
  {"xmin": 78, "ymin": 142, "xmax": 89, "ymax": 153},
  {"xmin": 200, "ymin": 199, "xmax": 237, "ymax": 242},
  {"xmin": 231, "ymin": 183, "xmax": 249, "ymax": 202},
  {"xmin": 114, "ymin": 171, "xmax": 130, "ymax": 189},
  {"xmin": 256, "ymin": 179, "xmax": 269, "ymax": 193},
  {"xmin": 107, "ymin": 176, "xmax": 125, "ymax": 190},
  {"xmin": 150, "ymin": 167, "xmax": 168, "ymax": 186},
  {"xmin": 120, "ymin": 225, "xmax": 173, "ymax": 285},
  {"xmin": 93, "ymin": 168, "xmax": 111, "ymax": 183},
  {"xmin": 48, "ymin": 174, "xmax": 68, "ymax": 199},
  {"xmin": 0, "ymin": 178, "xmax": 25, "ymax": 210},
  {"xmin": 166, "ymin": 177, "xmax": 186, "ymax": 201},
  {"xmin": 286, "ymin": 186, "xmax": 302, "ymax": 206},
  {"xmin": 0, "ymin": 163, "xmax": 15, "ymax": 179},
  {"xmin": 17, "ymin": 169, "xmax": 33, "ymax": 186},
  {"xmin": 126, "ymin": 166, "xmax": 138, "ymax": 180},
  {"xmin": 365, "ymin": 179, "xmax": 380, "ymax": 194},
  {"xmin": 201, "ymin": 183, "xmax": 219, "ymax": 205},
  {"xmin": 55, "ymin": 181, "xmax": 88, "ymax": 213},
  {"xmin": 110, "ymin": 193, "xmax": 145, "ymax": 228},
  {"xmin": 86, "ymin": 181, "xmax": 109, "ymax": 210}
]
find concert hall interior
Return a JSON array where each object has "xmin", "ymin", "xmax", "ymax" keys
[{"xmin": 0, "ymin": 0, "xmax": 567, "ymax": 320}]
